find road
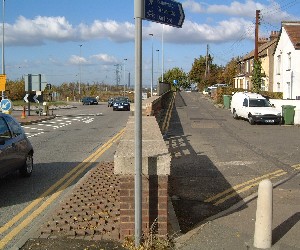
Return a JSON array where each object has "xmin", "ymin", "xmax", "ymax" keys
[
  {"xmin": 0, "ymin": 102, "xmax": 130, "ymax": 249},
  {"xmin": 168, "ymin": 92, "xmax": 300, "ymax": 233}
]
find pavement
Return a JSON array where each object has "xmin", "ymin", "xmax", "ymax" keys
[{"xmin": 8, "ymin": 108, "xmax": 300, "ymax": 249}]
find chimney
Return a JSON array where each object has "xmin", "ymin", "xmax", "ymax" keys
[
  {"xmin": 258, "ymin": 37, "xmax": 269, "ymax": 46},
  {"xmin": 269, "ymin": 31, "xmax": 279, "ymax": 41}
]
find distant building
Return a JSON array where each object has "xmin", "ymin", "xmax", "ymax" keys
[
  {"xmin": 273, "ymin": 21, "xmax": 300, "ymax": 99},
  {"xmin": 234, "ymin": 31, "xmax": 279, "ymax": 91}
]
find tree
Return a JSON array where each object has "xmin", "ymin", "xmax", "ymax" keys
[
  {"xmin": 222, "ymin": 57, "xmax": 240, "ymax": 87},
  {"xmin": 251, "ymin": 59, "xmax": 264, "ymax": 93},
  {"xmin": 189, "ymin": 55, "xmax": 224, "ymax": 90},
  {"xmin": 189, "ymin": 56, "xmax": 206, "ymax": 84},
  {"xmin": 6, "ymin": 79, "xmax": 25, "ymax": 100},
  {"xmin": 162, "ymin": 67, "xmax": 188, "ymax": 90}
]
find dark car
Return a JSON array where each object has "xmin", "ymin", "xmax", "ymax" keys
[
  {"xmin": 0, "ymin": 113, "xmax": 34, "ymax": 177},
  {"xmin": 82, "ymin": 97, "xmax": 98, "ymax": 105},
  {"xmin": 112, "ymin": 97, "xmax": 130, "ymax": 111}
]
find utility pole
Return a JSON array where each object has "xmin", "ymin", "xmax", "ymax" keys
[
  {"xmin": 114, "ymin": 64, "xmax": 121, "ymax": 86},
  {"xmin": 205, "ymin": 44, "xmax": 209, "ymax": 78},
  {"xmin": 254, "ymin": 10, "xmax": 260, "ymax": 61},
  {"xmin": 1, "ymin": 0, "xmax": 5, "ymax": 100}
]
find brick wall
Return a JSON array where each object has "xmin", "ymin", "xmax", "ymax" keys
[{"xmin": 119, "ymin": 175, "xmax": 168, "ymax": 240}]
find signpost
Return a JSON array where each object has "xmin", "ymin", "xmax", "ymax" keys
[
  {"xmin": 0, "ymin": 74, "xmax": 6, "ymax": 91},
  {"xmin": 144, "ymin": 0, "xmax": 185, "ymax": 28},
  {"xmin": 24, "ymin": 74, "xmax": 46, "ymax": 116},
  {"xmin": 0, "ymin": 99, "xmax": 12, "ymax": 114},
  {"xmin": 133, "ymin": 0, "xmax": 185, "ymax": 247}
]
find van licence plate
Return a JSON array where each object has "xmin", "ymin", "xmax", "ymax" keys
[{"xmin": 265, "ymin": 120, "xmax": 274, "ymax": 123}]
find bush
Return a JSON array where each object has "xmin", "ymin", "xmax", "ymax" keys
[{"xmin": 212, "ymin": 88, "xmax": 283, "ymax": 105}]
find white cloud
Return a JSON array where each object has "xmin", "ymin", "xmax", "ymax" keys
[
  {"xmin": 182, "ymin": 0, "xmax": 298, "ymax": 21},
  {"xmin": 159, "ymin": 18, "xmax": 254, "ymax": 44},
  {"xmin": 91, "ymin": 54, "xmax": 118, "ymax": 64},
  {"xmin": 182, "ymin": 0, "xmax": 205, "ymax": 13},
  {"xmin": 5, "ymin": 16, "xmax": 135, "ymax": 46},
  {"xmin": 69, "ymin": 55, "xmax": 89, "ymax": 65}
]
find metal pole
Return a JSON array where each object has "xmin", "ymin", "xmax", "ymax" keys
[
  {"xmin": 134, "ymin": 0, "xmax": 143, "ymax": 247},
  {"xmin": 149, "ymin": 34, "xmax": 153, "ymax": 96},
  {"xmin": 156, "ymin": 49, "xmax": 159, "ymax": 84},
  {"xmin": 161, "ymin": 24, "xmax": 164, "ymax": 82},
  {"xmin": 79, "ymin": 44, "xmax": 82, "ymax": 97},
  {"xmin": 123, "ymin": 58, "xmax": 127, "ymax": 96},
  {"xmin": 1, "ymin": 0, "xmax": 5, "ymax": 99}
]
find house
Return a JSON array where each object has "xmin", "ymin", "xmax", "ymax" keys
[
  {"xmin": 273, "ymin": 21, "xmax": 300, "ymax": 99},
  {"xmin": 234, "ymin": 31, "xmax": 279, "ymax": 91}
]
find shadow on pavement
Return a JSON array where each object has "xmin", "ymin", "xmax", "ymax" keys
[
  {"xmin": 273, "ymin": 212, "xmax": 300, "ymax": 244},
  {"xmin": 167, "ymin": 92, "xmax": 247, "ymax": 234}
]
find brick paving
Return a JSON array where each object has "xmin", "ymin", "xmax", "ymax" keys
[{"xmin": 37, "ymin": 162, "xmax": 122, "ymax": 241}]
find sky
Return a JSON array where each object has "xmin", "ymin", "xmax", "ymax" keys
[{"xmin": 2, "ymin": 0, "xmax": 300, "ymax": 87}]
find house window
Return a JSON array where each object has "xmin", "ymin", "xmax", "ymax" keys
[
  {"xmin": 246, "ymin": 61, "xmax": 249, "ymax": 73},
  {"xmin": 261, "ymin": 79, "xmax": 265, "ymax": 91},
  {"xmin": 276, "ymin": 55, "xmax": 281, "ymax": 75},
  {"xmin": 287, "ymin": 52, "xmax": 291, "ymax": 71},
  {"xmin": 287, "ymin": 82, "xmax": 291, "ymax": 99}
]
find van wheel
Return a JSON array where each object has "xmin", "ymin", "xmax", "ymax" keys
[
  {"xmin": 248, "ymin": 115, "xmax": 255, "ymax": 125},
  {"xmin": 233, "ymin": 110, "xmax": 239, "ymax": 119}
]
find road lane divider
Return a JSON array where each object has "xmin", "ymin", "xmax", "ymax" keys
[
  {"xmin": 0, "ymin": 128, "xmax": 125, "ymax": 249},
  {"xmin": 204, "ymin": 169, "xmax": 287, "ymax": 205},
  {"xmin": 213, "ymin": 171, "xmax": 287, "ymax": 206},
  {"xmin": 206, "ymin": 164, "xmax": 300, "ymax": 206}
]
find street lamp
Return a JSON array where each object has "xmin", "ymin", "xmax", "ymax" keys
[
  {"xmin": 1, "ymin": 0, "xmax": 5, "ymax": 99},
  {"xmin": 79, "ymin": 44, "xmax": 82, "ymax": 97},
  {"xmin": 123, "ymin": 58, "xmax": 127, "ymax": 96},
  {"xmin": 149, "ymin": 33, "xmax": 153, "ymax": 96},
  {"xmin": 156, "ymin": 49, "xmax": 159, "ymax": 85}
]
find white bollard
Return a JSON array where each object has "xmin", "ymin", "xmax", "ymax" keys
[{"xmin": 253, "ymin": 179, "xmax": 273, "ymax": 249}]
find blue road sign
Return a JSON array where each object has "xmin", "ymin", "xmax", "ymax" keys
[
  {"xmin": 1, "ymin": 99, "xmax": 12, "ymax": 111},
  {"xmin": 144, "ymin": 0, "xmax": 185, "ymax": 28}
]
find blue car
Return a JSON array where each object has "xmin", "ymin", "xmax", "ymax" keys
[
  {"xmin": 0, "ymin": 113, "xmax": 34, "ymax": 177},
  {"xmin": 112, "ymin": 97, "xmax": 130, "ymax": 111},
  {"xmin": 82, "ymin": 97, "xmax": 98, "ymax": 105}
]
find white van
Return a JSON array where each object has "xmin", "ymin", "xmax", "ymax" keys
[{"xmin": 230, "ymin": 92, "xmax": 282, "ymax": 125}]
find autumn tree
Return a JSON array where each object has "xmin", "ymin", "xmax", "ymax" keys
[
  {"xmin": 222, "ymin": 57, "xmax": 240, "ymax": 87},
  {"xmin": 189, "ymin": 55, "xmax": 224, "ymax": 90},
  {"xmin": 6, "ymin": 79, "xmax": 25, "ymax": 100},
  {"xmin": 162, "ymin": 67, "xmax": 188, "ymax": 91}
]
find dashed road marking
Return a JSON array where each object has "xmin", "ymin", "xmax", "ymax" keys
[{"xmin": 23, "ymin": 116, "xmax": 95, "ymax": 138}]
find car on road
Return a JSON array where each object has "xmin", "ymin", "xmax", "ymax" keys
[
  {"xmin": 82, "ymin": 97, "xmax": 98, "ymax": 105},
  {"xmin": 112, "ymin": 97, "xmax": 130, "ymax": 111},
  {"xmin": 0, "ymin": 113, "xmax": 34, "ymax": 177},
  {"xmin": 231, "ymin": 92, "xmax": 282, "ymax": 125}
]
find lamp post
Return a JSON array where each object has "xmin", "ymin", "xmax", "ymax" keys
[
  {"xmin": 79, "ymin": 44, "xmax": 82, "ymax": 97},
  {"xmin": 149, "ymin": 33, "xmax": 153, "ymax": 96},
  {"xmin": 161, "ymin": 24, "xmax": 164, "ymax": 82},
  {"xmin": 123, "ymin": 58, "xmax": 127, "ymax": 96},
  {"xmin": 1, "ymin": 0, "xmax": 5, "ymax": 99},
  {"xmin": 156, "ymin": 49, "xmax": 159, "ymax": 84}
]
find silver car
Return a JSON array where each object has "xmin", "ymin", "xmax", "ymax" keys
[{"xmin": 0, "ymin": 113, "xmax": 34, "ymax": 177}]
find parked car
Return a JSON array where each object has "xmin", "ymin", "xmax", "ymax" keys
[
  {"xmin": 0, "ymin": 113, "xmax": 34, "ymax": 177},
  {"xmin": 82, "ymin": 97, "xmax": 98, "ymax": 105},
  {"xmin": 112, "ymin": 97, "xmax": 130, "ymax": 111},
  {"xmin": 231, "ymin": 92, "xmax": 282, "ymax": 125}
]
